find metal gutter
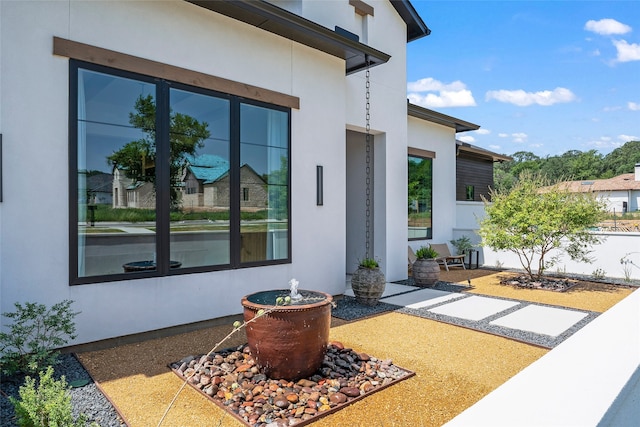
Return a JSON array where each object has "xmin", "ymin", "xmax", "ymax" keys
[{"xmin": 408, "ymin": 102, "xmax": 480, "ymax": 133}]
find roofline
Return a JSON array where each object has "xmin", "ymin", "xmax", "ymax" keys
[
  {"xmin": 185, "ymin": 0, "xmax": 391, "ymax": 75},
  {"xmin": 408, "ymin": 102, "xmax": 479, "ymax": 133},
  {"xmin": 456, "ymin": 140, "xmax": 512, "ymax": 163},
  {"xmin": 390, "ymin": 0, "xmax": 431, "ymax": 42}
]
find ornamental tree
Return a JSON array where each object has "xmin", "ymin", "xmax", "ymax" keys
[{"xmin": 478, "ymin": 171, "xmax": 607, "ymax": 279}]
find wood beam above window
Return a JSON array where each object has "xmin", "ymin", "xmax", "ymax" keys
[
  {"xmin": 350, "ymin": 0, "xmax": 374, "ymax": 16},
  {"xmin": 53, "ymin": 37, "xmax": 300, "ymax": 110}
]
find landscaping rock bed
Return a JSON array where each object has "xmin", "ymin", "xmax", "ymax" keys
[
  {"xmin": 499, "ymin": 274, "xmax": 579, "ymax": 292},
  {"xmin": 170, "ymin": 342, "xmax": 414, "ymax": 427}
]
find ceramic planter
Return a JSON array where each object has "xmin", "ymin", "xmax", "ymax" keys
[
  {"xmin": 412, "ymin": 258, "xmax": 440, "ymax": 287},
  {"xmin": 241, "ymin": 289, "xmax": 332, "ymax": 381},
  {"xmin": 351, "ymin": 266, "xmax": 386, "ymax": 306}
]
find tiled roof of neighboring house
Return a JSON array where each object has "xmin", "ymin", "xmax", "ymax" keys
[
  {"xmin": 186, "ymin": 154, "xmax": 230, "ymax": 184},
  {"xmin": 550, "ymin": 173, "xmax": 640, "ymax": 193}
]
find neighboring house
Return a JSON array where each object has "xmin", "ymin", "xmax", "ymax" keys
[
  {"xmin": 1, "ymin": 0, "xmax": 484, "ymax": 345},
  {"xmin": 85, "ymin": 172, "xmax": 113, "ymax": 205},
  {"xmin": 552, "ymin": 164, "xmax": 640, "ymax": 213},
  {"xmin": 183, "ymin": 154, "xmax": 268, "ymax": 211}
]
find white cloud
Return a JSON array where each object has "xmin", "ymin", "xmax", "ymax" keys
[
  {"xmin": 474, "ymin": 129, "xmax": 491, "ymax": 135},
  {"xmin": 618, "ymin": 134, "xmax": 639, "ymax": 142},
  {"xmin": 485, "ymin": 87, "xmax": 577, "ymax": 106},
  {"xmin": 457, "ymin": 135, "xmax": 475, "ymax": 143},
  {"xmin": 497, "ymin": 132, "xmax": 527, "ymax": 143},
  {"xmin": 488, "ymin": 144, "xmax": 501, "ymax": 151},
  {"xmin": 628, "ymin": 102, "xmax": 640, "ymax": 111},
  {"xmin": 407, "ymin": 77, "xmax": 477, "ymax": 108},
  {"xmin": 613, "ymin": 39, "xmax": 640, "ymax": 62},
  {"xmin": 511, "ymin": 133, "xmax": 528, "ymax": 143},
  {"xmin": 584, "ymin": 19, "xmax": 631, "ymax": 35},
  {"xmin": 586, "ymin": 136, "xmax": 622, "ymax": 150}
]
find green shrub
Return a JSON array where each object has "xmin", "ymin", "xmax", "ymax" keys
[
  {"xmin": 415, "ymin": 246, "xmax": 438, "ymax": 259},
  {"xmin": 0, "ymin": 300, "xmax": 79, "ymax": 375},
  {"xmin": 9, "ymin": 366, "xmax": 87, "ymax": 427},
  {"xmin": 359, "ymin": 257, "xmax": 379, "ymax": 268},
  {"xmin": 450, "ymin": 236, "xmax": 474, "ymax": 255}
]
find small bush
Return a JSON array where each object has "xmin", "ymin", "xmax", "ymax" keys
[
  {"xmin": 416, "ymin": 246, "xmax": 438, "ymax": 259},
  {"xmin": 359, "ymin": 257, "xmax": 379, "ymax": 269},
  {"xmin": 0, "ymin": 300, "xmax": 79, "ymax": 375},
  {"xmin": 9, "ymin": 366, "xmax": 87, "ymax": 427}
]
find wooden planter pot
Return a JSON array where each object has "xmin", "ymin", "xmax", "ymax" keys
[{"xmin": 241, "ymin": 289, "xmax": 332, "ymax": 381}]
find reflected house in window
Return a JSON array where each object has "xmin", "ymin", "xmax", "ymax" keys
[
  {"xmin": 112, "ymin": 167, "xmax": 155, "ymax": 209},
  {"xmin": 86, "ymin": 172, "xmax": 113, "ymax": 205},
  {"xmin": 182, "ymin": 154, "xmax": 267, "ymax": 211}
]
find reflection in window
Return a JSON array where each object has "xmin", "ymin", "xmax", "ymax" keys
[
  {"xmin": 465, "ymin": 185, "xmax": 475, "ymax": 201},
  {"xmin": 72, "ymin": 62, "xmax": 290, "ymax": 284},
  {"xmin": 408, "ymin": 155, "xmax": 432, "ymax": 240},
  {"xmin": 240, "ymin": 104, "xmax": 289, "ymax": 263}
]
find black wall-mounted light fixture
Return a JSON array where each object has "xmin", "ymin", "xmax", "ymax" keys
[{"xmin": 316, "ymin": 165, "xmax": 323, "ymax": 206}]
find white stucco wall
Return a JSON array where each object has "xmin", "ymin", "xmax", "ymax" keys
[
  {"xmin": 0, "ymin": 0, "xmax": 416, "ymax": 344},
  {"xmin": 0, "ymin": 0, "xmax": 352, "ymax": 344},
  {"xmin": 407, "ymin": 116, "xmax": 458, "ymax": 254}
]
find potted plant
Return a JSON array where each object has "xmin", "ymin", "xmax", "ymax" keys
[
  {"xmin": 412, "ymin": 246, "xmax": 440, "ymax": 287},
  {"xmin": 450, "ymin": 235, "xmax": 474, "ymax": 255},
  {"xmin": 350, "ymin": 257, "xmax": 386, "ymax": 306}
]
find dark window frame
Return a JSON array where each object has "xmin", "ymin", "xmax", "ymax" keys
[
  {"xmin": 69, "ymin": 60, "xmax": 291, "ymax": 285},
  {"xmin": 407, "ymin": 152, "xmax": 433, "ymax": 241}
]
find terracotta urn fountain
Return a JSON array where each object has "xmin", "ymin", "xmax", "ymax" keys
[{"xmin": 241, "ymin": 280, "xmax": 333, "ymax": 381}]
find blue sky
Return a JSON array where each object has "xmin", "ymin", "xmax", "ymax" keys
[{"xmin": 406, "ymin": 1, "xmax": 640, "ymax": 157}]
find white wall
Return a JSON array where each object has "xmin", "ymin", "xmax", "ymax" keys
[
  {"xmin": 407, "ymin": 116, "xmax": 458, "ymax": 255},
  {"xmin": 481, "ymin": 232, "xmax": 640, "ymax": 280},
  {"xmin": 0, "ymin": 0, "xmax": 352, "ymax": 344}
]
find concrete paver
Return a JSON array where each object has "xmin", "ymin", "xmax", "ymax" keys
[
  {"xmin": 490, "ymin": 304, "xmax": 589, "ymax": 337},
  {"xmin": 380, "ymin": 288, "xmax": 466, "ymax": 308},
  {"xmin": 427, "ymin": 295, "xmax": 520, "ymax": 321}
]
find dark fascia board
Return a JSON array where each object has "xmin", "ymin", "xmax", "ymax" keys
[
  {"xmin": 186, "ymin": 0, "xmax": 391, "ymax": 75},
  {"xmin": 456, "ymin": 140, "xmax": 513, "ymax": 163},
  {"xmin": 390, "ymin": 0, "xmax": 431, "ymax": 42},
  {"xmin": 408, "ymin": 102, "xmax": 479, "ymax": 133}
]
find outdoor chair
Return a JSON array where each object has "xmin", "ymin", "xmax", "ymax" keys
[{"xmin": 430, "ymin": 243, "xmax": 466, "ymax": 271}]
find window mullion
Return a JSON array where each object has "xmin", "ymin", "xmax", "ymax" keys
[
  {"xmin": 156, "ymin": 81, "xmax": 171, "ymax": 274},
  {"xmin": 229, "ymin": 99, "xmax": 241, "ymax": 268}
]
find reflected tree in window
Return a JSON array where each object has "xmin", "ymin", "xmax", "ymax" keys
[
  {"xmin": 408, "ymin": 155, "xmax": 432, "ymax": 239},
  {"xmin": 107, "ymin": 94, "xmax": 211, "ymax": 209}
]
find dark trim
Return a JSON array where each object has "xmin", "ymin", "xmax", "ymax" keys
[
  {"xmin": 316, "ymin": 165, "xmax": 324, "ymax": 206},
  {"xmin": 456, "ymin": 140, "xmax": 512, "ymax": 162},
  {"xmin": 408, "ymin": 102, "xmax": 479, "ymax": 133},
  {"xmin": 185, "ymin": 0, "xmax": 391, "ymax": 75},
  {"xmin": 53, "ymin": 37, "xmax": 300, "ymax": 110},
  {"xmin": 390, "ymin": 0, "xmax": 431, "ymax": 41}
]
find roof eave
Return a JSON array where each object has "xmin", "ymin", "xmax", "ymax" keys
[
  {"xmin": 186, "ymin": 0, "xmax": 391, "ymax": 75},
  {"xmin": 456, "ymin": 140, "xmax": 513, "ymax": 163},
  {"xmin": 408, "ymin": 102, "xmax": 479, "ymax": 133},
  {"xmin": 390, "ymin": 0, "xmax": 431, "ymax": 42}
]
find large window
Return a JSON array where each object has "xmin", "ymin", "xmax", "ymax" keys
[
  {"xmin": 408, "ymin": 154, "xmax": 432, "ymax": 240},
  {"xmin": 71, "ymin": 61, "xmax": 290, "ymax": 284}
]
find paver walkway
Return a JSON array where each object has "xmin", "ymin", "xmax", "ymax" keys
[{"xmin": 344, "ymin": 277, "xmax": 599, "ymax": 348}]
